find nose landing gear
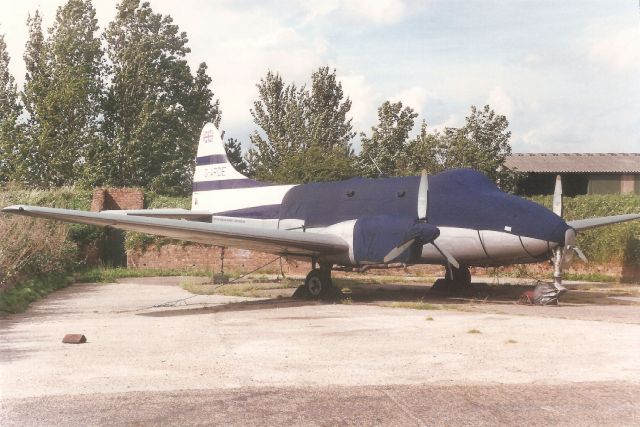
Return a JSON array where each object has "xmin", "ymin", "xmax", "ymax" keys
[{"xmin": 431, "ymin": 265, "xmax": 472, "ymax": 293}]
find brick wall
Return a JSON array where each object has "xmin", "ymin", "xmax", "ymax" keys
[
  {"xmin": 127, "ymin": 245, "xmax": 306, "ymax": 274},
  {"xmin": 91, "ymin": 188, "xmax": 144, "ymax": 211},
  {"xmin": 126, "ymin": 243, "xmax": 636, "ymax": 281},
  {"xmin": 126, "ymin": 243, "xmax": 445, "ymax": 277}
]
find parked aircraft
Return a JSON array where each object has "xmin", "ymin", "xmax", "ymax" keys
[{"xmin": 3, "ymin": 124, "xmax": 639, "ymax": 299}]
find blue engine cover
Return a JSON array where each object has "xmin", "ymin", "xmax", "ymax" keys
[{"xmin": 353, "ymin": 215, "xmax": 413, "ymax": 263}]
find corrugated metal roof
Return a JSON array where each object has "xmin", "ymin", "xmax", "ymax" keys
[{"xmin": 505, "ymin": 153, "xmax": 640, "ymax": 173}]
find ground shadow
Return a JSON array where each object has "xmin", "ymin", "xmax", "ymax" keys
[
  {"xmin": 622, "ymin": 237, "xmax": 640, "ymax": 283},
  {"xmin": 137, "ymin": 297, "xmax": 321, "ymax": 318}
]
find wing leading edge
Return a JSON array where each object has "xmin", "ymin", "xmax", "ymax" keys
[{"xmin": 2, "ymin": 205, "xmax": 349, "ymax": 258}]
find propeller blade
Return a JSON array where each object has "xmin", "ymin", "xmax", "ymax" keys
[
  {"xmin": 564, "ymin": 227, "xmax": 576, "ymax": 247},
  {"xmin": 432, "ymin": 242, "xmax": 460, "ymax": 269},
  {"xmin": 573, "ymin": 246, "xmax": 588, "ymax": 263},
  {"xmin": 417, "ymin": 170, "xmax": 428, "ymax": 220},
  {"xmin": 553, "ymin": 174, "xmax": 563, "ymax": 217},
  {"xmin": 383, "ymin": 238, "xmax": 416, "ymax": 264}
]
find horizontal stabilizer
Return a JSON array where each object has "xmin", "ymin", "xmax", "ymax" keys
[
  {"xmin": 568, "ymin": 213, "xmax": 640, "ymax": 231},
  {"xmin": 2, "ymin": 205, "xmax": 349, "ymax": 258}
]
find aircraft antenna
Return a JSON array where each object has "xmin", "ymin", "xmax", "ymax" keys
[{"xmin": 368, "ymin": 154, "xmax": 383, "ymax": 176}]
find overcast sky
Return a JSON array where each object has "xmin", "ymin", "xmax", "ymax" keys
[{"xmin": 0, "ymin": 0, "xmax": 638, "ymax": 153}]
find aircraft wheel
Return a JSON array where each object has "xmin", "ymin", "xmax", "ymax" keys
[
  {"xmin": 450, "ymin": 266, "xmax": 471, "ymax": 286},
  {"xmin": 305, "ymin": 269, "xmax": 332, "ymax": 299},
  {"xmin": 432, "ymin": 266, "xmax": 472, "ymax": 294}
]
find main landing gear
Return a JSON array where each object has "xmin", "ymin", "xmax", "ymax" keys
[
  {"xmin": 431, "ymin": 265, "xmax": 473, "ymax": 293},
  {"xmin": 293, "ymin": 260, "xmax": 342, "ymax": 300},
  {"xmin": 304, "ymin": 268, "xmax": 333, "ymax": 298}
]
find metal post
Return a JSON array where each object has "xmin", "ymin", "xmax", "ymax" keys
[{"xmin": 220, "ymin": 247, "xmax": 225, "ymax": 276}]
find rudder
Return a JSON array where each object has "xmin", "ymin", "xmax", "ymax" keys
[{"xmin": 192, "ymin": 123, "xmax": 257, "ymax": 192}]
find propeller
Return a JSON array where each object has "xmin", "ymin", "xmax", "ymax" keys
[
  {"xmin": 552, "ymin": 175, "xmax": 587, "ymax": 289},
  {"xmin": 553, "ymin": 175, "xmax": 563, "ymax": 217},
  {"xmin": 561, "ymin": 228, "xmax": 588, "ymax": 268},
  {"xmin": 383, "ymin": 170, "xmax": 460, "ymax": 268}
]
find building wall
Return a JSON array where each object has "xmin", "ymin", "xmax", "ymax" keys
[
  {"xmin": 90, "ymin": 188, "xmax": 144, "ymax": 266},
  {"xmin": 91, "ymin": 188, "xmax": 144, "ymax": 211},
  {"xmin": 517, "ymin": 173, "xmax": 640, "ymax": 195},
  {"xmin": 620, "ymin": 174, "xmax": 636, "ymax": 194},
  {"xmin": 588, "ymin": 174, "xmax": 621, "ymax": 195}
]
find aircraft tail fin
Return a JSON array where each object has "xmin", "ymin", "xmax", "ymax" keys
[{"xmin": 192, "ymin": 123, "xmax": 259, "ymax": 193}]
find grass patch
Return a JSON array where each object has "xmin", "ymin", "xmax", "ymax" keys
[
  {"xmin": 390, "ymin": 302, "xmax": 441, "ymax": 310},
  {"xmin": 180, "ymin": 277, "xmax": 299, "ymax": 297},
  {"xmin": 467, "ymin": 329, "xmax": 482, "ymax": 334},
  {"xmin": 75, "ymin": 267, "xmax": 212, "ymax": 283},
  {"xmin": 562, "ymin": 272, "xmax": 619, "ymax": 283},
  {"xmin": 425, "ymin": 316, "xmax": 434, "ymax": 321},
  {"xmin": 506, "ymin": 339, "xmax": 518, "ymax": 344},
  {"xmin": 0, "ymin": 273, "xmax": 73, "ymax": 314}
]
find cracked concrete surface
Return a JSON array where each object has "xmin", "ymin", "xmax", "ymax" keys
[{"xmin": 1, "ymin": 277, "xmax": 639, "ymax": 425}]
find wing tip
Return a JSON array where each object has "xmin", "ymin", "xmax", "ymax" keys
[{"xmin": 2, "ymin": 204, "xmax": 27, "ymax": 213}]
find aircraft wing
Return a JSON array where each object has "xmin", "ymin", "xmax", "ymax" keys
[
  {"xmin": 1, "ymin": 205, "xmax": 349, "ymax": 257},
  {"xmin": 101, "ymin": 208, "xmax": 212, "ymax": 221},
  {"xmin": 567, "ymin": 213, "xmax": 640, "ymax": 231}
]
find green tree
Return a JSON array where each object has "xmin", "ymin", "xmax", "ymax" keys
[
  {"xmin": 48, "ymin": 0, "xmax": 104, "ymax": 186},
  {"xmin": 358, "ymin": 101, "xmax": 417, "ymax": 178},
  {"xmin": 18, "ymin": 2, "xmax": 104, "ymax": 188},
  {"xmin": 436, "ymin": 105, "xmax": 515, "ymax": 187},
  {"xmin": 102, "ymin": 0, "xmax": 220, "ymax": 195},
  {"xmin": 0, "ymin": 34, "xmax": 22, "ymax": 184},
  {"xmin": 402, "ymin": 120, "xmax": 442, "ymax": 176},
  {"xmin": 307, "ymin": 66, "xmax": 355, "ymax": 152},
  {"xmin": 248, "ymin": 71, "xmax": 305, "ymax": 180},
  {"xmin": 224, "ymin": 137, "xmax": 249, "ymax": 175},
  {"xmin": 248, "ymin": 68, "xmax": 356, "ymax": 183},
  {"xmin": 19, "ymin": 11, "xmax": 51, "ymax": 186}
]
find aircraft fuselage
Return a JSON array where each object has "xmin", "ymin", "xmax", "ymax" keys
[{"xmin": 206, "ymin": 169, "xmax": 569, "ymax": 268}]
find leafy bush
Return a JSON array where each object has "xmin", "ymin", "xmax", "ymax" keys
[
  {"xmin": 125, "ymin": 193, "xmax": 192, "ymax": 250},
  {"xmin": 144, "ymin": 192, "xmax": 191, "ymax": 209},
  {"xmin": 0, "ymin": 273, "xmax": 73, "ymax": 314},
  {"xmin": 529, "ymin": 194, "xmax": 640, "ymax": 264},
  {"xmin": 0, "ymin": 215, "xmax": 78, "ymax": 290}
]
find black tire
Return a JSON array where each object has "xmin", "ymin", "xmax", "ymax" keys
[
  {"xmin": 305, "ymin": 269, "xmax": 332, "ymax": 299},
  {"xmin": 450, "ymin": 266, "xmax": 471, "ymax": 285}
]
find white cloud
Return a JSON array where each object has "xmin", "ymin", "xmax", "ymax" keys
[
  {"xmin": 431, "ymin": 114, "xmax": 457, "ymax": 132},
  {"xmin": 588, "ymin": 25, "xmax": 640, "ymax": 73},
  {"xmin": 300, "ymin": 0, "xmax": 341, "ymax": 23},
  {"xmin": 486, "ymin": 86, "xmax": 514, "ymax": 117},
  {"xmin": 523, "ymin": 53, "xmax": 542, "ymax": 66},
  {"xmin": 300, "ymin": 0, "xmax": 406, "ymax": 25},
  {"xmin": 145, "ymin": 2, "xmax": 330, "ymax": 136},
  {"xmin": 343, "ymin": 0, "xmax": 406, "ymax": 25},
  {"xmin": 389, "ymin": 86, "xmax": 432, "ymax": 115},
  {"xmin": 339, "ymin": 72, "xmax": 380, "ymax": 134}
]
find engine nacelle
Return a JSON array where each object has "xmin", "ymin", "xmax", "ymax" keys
[{"xmin": 353, "ymin": 215, "xmax": 439, "ymax": 264}]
